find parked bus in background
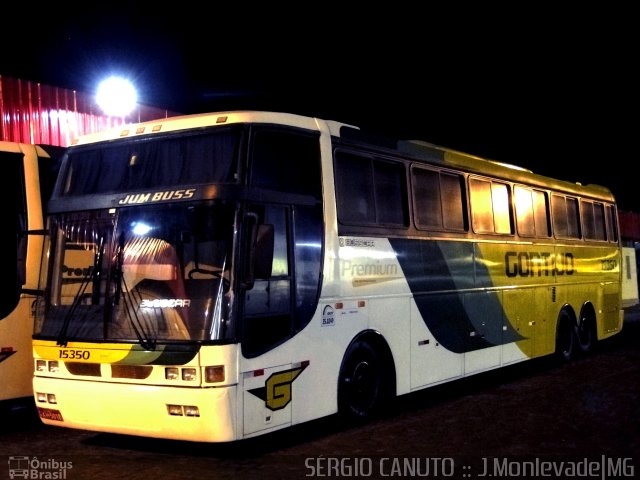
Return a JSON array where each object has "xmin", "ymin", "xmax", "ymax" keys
[
  {"xmin": 0, "ymin": 142, "xmax": 62, "ymax": 407},
  {"xmin": 32, "ymin": 111, "xmax": 623, "ymax": 441}
]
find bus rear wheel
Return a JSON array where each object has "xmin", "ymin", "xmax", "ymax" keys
[
  {"xmin": 555, "ymin": 310, "xmax": 576, "ymax": 363},
  {"xmin": 576, "ymin": 314, "xmax": 595, "ymax": 354},
  {"xmin": 338, "ymin": 340, "xmax": 391, "ymax": 420}
]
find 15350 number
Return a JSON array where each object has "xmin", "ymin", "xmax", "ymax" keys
[{"xmin": 58, "ymin": 349, "xmax": 91, "ymax": 360}]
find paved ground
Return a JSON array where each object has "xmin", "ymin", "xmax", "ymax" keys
[{"xmin": 1, "ymin": 308, "xmax": 639, "ymax": 480}]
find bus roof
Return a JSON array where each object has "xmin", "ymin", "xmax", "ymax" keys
[
  {"xmin": 69, "ymin": 110, "xmax": 614, "ymax": 204},
  {"xmin": 70, "ymin": 111, "xmax": 356, "ymax": 146}
]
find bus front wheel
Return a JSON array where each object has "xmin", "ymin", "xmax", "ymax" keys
[{"xmin": 338, "ymin": 339, "xmax": 392, "ymax": 420}]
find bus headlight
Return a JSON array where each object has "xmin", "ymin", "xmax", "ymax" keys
[
  {"xmin": 48, "ymin": 361, "xmax": 59, "ymax": 373},
  {"xmin": 166, "ymin": 404, "xmax": 200, "ymax": 417},
  {"xmin": 36, "ymin": 392, "xmax": 57, "ymax": 404},
  {"xmin": 165, "ymin": 368, "xmax": 179, "ymax": 380},
  {"xmin": 167, "ymin": 404, "xmax": 183, "ymax": 416},
  {"xmin": 205, "ymin": 365, "xmax": 225, "ymax": 383},
  {"xmin": 183, "ymin": 406, "xmax": 200, "ymax": 417},
  {"xmin": 181, "ymin": 368, "xmax": 197, "ymax": 381},
  {"xmin": 35, "ymin": 360, "xmax": 47, "ymax": 372}
]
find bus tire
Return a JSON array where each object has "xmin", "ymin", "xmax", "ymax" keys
[
  {"xmin": 338, "ymin": 338, "xmax": 393, "ymax": 420},
  {"xmin": 576, "ymin": 311, "xmax": 596, "ymax": 354},
  {"xmin": 555, "ymin": 310, "xmax": 576, "ymax": 363}
]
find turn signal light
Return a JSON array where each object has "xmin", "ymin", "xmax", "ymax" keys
[{"xmin": 205, "ymin": 365, "xmax": 225, "ymax": 383}]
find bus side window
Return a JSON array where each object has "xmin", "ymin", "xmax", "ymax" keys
[
  {"xmin": 515, "ymin": 186, "xmax": 550, "ymax": 238},
  {"xmin": 582, "ymin": 200, "xmax": 607, "ymax": 241},
  {"xmin": 552, "ymin": 194, "xmax": 582, "ymax": 239},
  {"xmin": 335, "ymin": 151, "xmax": 408, "ymax": 227},
  {"xmin": 250, "ymin": 129, "xmax": 321, "ymax": 198},
  {"xmin": 412, "ymin": 167, "xmax": 467, "ymax": 232},
  {"xmin": 470, "ymin": 177, "xmax": 513, "ymax": 235}
]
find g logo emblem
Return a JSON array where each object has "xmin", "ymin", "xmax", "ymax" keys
[{"xmin": 248, "ymin": 363, "xmax": 308, "ymax": 411}]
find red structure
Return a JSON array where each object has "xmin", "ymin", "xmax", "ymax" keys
[{"xmin": 0, "ymin": 75, "xmax": 176, "ymax": 147}]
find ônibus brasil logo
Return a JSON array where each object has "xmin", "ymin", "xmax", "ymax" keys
[{"xmin": 7, "ymin": 456, "xmax": 72, "ymax": 479}]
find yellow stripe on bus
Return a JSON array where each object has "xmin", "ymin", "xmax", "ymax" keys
[{"xmin": 33, "ymin": 339, "xmax": 134, "ymax": 363}]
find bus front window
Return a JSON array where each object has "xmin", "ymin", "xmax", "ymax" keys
[{"xmin": 35, "ymin": 202, "xmax": 237, "ymax": 345}]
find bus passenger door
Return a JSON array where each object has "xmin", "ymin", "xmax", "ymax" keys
[{"xmin": 239, "ymin": 127, "xmax": 323, "ymax": 436}]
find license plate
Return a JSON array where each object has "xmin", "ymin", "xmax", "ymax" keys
[{"xmin": 37, "ymin": 407, "xmax": 64, "ymax": 422}]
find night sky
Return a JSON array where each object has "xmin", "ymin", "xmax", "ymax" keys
[{"xmin": 3, "ymin": 6, "xmax": 637, "ymax": 211}]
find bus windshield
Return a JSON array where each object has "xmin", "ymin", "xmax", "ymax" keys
[
  {"xmin": 60, "ymin": 127, "xmax": 241, "ymax": 196},
  {"xmin": 35, "ymin": 202, "xmax": 237, "ymax": 346}
]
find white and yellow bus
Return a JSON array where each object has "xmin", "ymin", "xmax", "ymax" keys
[
  {"xmin": 0, "ymin": 141, "xmax": 62, "ymax": 406},
  {"xmin": 32, "ymin": 111, "xmax": 622, "ymax": 441}
]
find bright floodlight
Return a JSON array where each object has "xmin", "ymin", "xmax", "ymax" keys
[{"xmin": 96, "ymin": 76, "xmax": 137, "ymax": 117}]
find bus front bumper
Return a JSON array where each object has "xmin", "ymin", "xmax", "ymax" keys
[{"xmin": 33, "ymin": 376, "xmax": 238, "ymax": 442}]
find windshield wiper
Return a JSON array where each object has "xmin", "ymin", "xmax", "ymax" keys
[
  {"xmin": 57, "ymin": 236, "xmax": 104, "ymax": 347},
  {"xmin": 112, "ymin": 232, "xmax": 157, "ymax": 351}
]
